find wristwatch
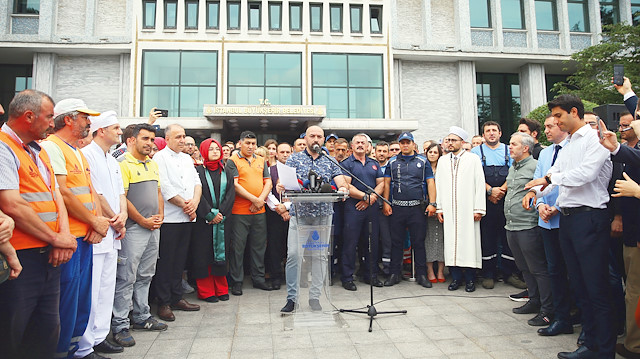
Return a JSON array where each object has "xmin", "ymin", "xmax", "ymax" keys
[
  {"xmin": 428, "ymin": 202, "xmax": 437, "ymax": 207},
  {"xmin": 544, "ymin": 174, "xmax": 552, "ymax": 184},
  {"xmin": 486, "ymin": 187, "xmax": 492, "ymax": 196},
  {"xmin": 363, "ymin": 193, "xmax": 370, "ymax": 202}
]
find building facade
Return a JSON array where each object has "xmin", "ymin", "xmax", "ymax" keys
[{"xmin": 1, "ymin": 0, "xmax": 638, "ymax": 143}]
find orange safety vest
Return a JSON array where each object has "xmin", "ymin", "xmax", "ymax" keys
[
  {"xmin": 47, "ymin": 134, "xmax": 97, "ymax": 237},
  {"xmin": 0, "ymin": 132, "xmax": 59, "ymax": 250}
]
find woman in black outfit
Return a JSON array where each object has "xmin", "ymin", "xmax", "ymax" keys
[{"xmin": 192, "ymin": 139, "xmax": 235, "ymax": 302}]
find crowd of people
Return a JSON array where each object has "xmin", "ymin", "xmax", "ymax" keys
[{"xmin": 0, "ymin": 76, "xmax": 639, "ymax": 359}]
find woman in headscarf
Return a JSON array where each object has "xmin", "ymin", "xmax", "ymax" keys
[{"xmin": 191, "ymin": 139, "xmax": 235, "ymax": 302}]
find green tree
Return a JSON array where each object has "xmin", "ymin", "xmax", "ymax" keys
[
  {"xmin": 527, "ymin": 100, "xmax": 599, "ymax": 146},
  {"xmin": 553, "ymin": 23, "xmax": 640, "ymax": 105}
]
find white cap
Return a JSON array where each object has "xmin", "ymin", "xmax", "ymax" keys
[
  {"xmin": 54, "ymin": 98, "xmax": 100, "ymax": 117},
  {"xmin": 89, "ymin": 110, "xmax": 119, "ymax": 133},
  {"xmin": 448, "ymin": 126, "xmax": 470, "ymax": 142}
]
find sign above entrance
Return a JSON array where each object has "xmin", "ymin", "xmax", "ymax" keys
[{"xmin": 203, "ymin": 104, "xmax": 326, "ymax": 121}]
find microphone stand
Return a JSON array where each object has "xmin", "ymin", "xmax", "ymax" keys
[{"xmin": 315, "ymin": 148, "xmax": 406, "ymax": 332}]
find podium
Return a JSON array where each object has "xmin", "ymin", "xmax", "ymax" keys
[{"xmin": 282, "ymin": 192, "xmax": 347, "ymax": 329}]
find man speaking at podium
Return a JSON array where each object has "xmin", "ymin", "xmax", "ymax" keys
[{"xmin": 277, "ymin": 125, "xmax": 348, "ymax": 313}]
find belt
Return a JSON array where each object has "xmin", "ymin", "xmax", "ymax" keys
[
  {"xmin": 392, "ymin": 199, "xmax": 421, "ymax": 207},
  {"xmin": 559, "ymin": 206, "xmax": 602, "ymax": 216},
  {"xmin": 20, "ymin": 246, "xmax": 51, "ymax": 254}
]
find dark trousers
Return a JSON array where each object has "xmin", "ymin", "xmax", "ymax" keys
[
  {"xmin": 450, "ymin": 266, "xmax": 476, "ymax": 282},
  {"xmin": 539, "ymin": 227, "xmax": 572, "ymax": 323},
  {"xmin": 559, "ymin": 210, "xmax": 614, "ymax": 357},
  {"xmin": 155, "ymin": 222, "xmax": 193, "ymax": 305},
  {"xmin": 609, "ymin": 236, "xmax": 625, "ymax": 335},
  {"xmin": 266, "ymin": 208, "xmax": 288, "ymax": 281},
  {"xmin": 341, "ymin": 203, "xmax": 379, "ymax": 282},
  {"xmin": 230, "ymin": 213, "xmax": 267, "ymax": 284},
  {"xmin": 506, "ymin": 228, "xmax": 553, "ymax": 313},
  {"xmin": 390, "ymin": 205, "xmax": 426, "ymax": 276},
  {"xmin": 0, "ymin": 247, "xmax": 61, "ymax": 359},
  {"xmin": 480, "ymin": 200, "xmax": 516, "ymax": 279},
  {"xmin": 378, "ymin": 209, "xmax": 392, "ymax": 275}
]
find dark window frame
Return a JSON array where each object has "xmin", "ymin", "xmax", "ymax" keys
[
  {"xmin": 268, "ymin": 1, "xmax": 282, "ymax": 31},
  {"xmin": 206, "ymin": 0, "xmax": 220, "ymax": 29},
  {"xmin": 369, "ymin": 5, "xmax": 382, "ymax": 34},
  {"xmin": 329, "ymin": 3, "xmax": 343, "ymax": 33},
  {"xmin": 13, "ymin": 0, "xmax": 40, "ymax": 14},
  {"xmin": 567, "ymin": 0, "xmax": 590, "ymax": 32},
  {"xmin": 599, "ymin": 0, "xmax": 620, "ymax": 26},
  {"xmin": 289, "ymin": 2, "xmax": 303, "ymax": 31},
  {"xmin": 350, "ymin": 4, "xmax": 363, "ymax": 34},
  {"xmin": 470, "ymin": 0, "xmax": 492, "ymax": 28},
  {"xmin": 248, "ymin": 1, "xmax": 261, "ymax": 30},
  {"xmin": 142, "ymin": 0, "xmax": 157, "ymax": 29},
  {"xmin": 633, "ymin": 0, "xmax": 640, "ymax": 26},
  {"xmin": 164, "ymin": 0, "xmax": 178, "ymax": 29},
  {"xmin": 185, "ymin": 0, "xmax": 199, "ymax": 29},
  {"xmin": 227, "ymin": 1, "xmax": 241, "ymax": 30},
  {"xmin": 534, "ymin": 0, "xmax": 558, "ymax": 31},
  {"xmin": 501, "ymin": 0, "xmax": 525, "ymax": 29},
  {"xmin": 310, "ymin": 3, "xmax": 323, "ymax": 32}
]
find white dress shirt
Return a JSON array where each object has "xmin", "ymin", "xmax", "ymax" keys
[
  {"xmin": 544, "ymin": 124, "xmax": 612, "ymax": 209},
  {"xmin": 153, "ymin": 146, "xmax": 202, "ymax": 223},
  {"xmin": 82, "ymin": 141, "xmax": 124, "ymax": 253}
]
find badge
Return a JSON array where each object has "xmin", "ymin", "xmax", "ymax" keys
[
  {"xmin": 417, "ymin": 163, "xmax": 422, "ymax": 168},
  {"xmin": 372, "ymin": 165, "xmax": 377, "ymax": 171}
]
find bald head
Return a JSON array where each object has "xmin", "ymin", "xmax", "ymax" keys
[
  {"xmin": 164, "ymin": 123, "xmax": 186, "ymax": 153},
  {"xmin": 305, "ymin": 125, "xmax": 325, "ymax": 150}
]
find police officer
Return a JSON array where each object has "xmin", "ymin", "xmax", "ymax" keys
[
  {"xmin": 382, "ymin": 132, "xmax": 436, "ymax": 288},
  {"xmin": 340, "ymin": 134, "xmax": 385, "ymax": 290}
]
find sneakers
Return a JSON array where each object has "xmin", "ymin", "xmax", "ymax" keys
[
  {"xmin": 112, "ymin": 329, "xmax": 135, "ymax": 347},
  {"xmin": 528, "ymin": 312, "xmax": 553, "ymax": 326},
  {"xmin": 133, "ymin": 317, "xmax": 168, "ymax": 331},
  {"xmin": 481, "ymin": 278, "xmax": 495, "ymax": 289},
  {"xmin": 505, "ymin": 274, "xmax": 527, "ymax": 289},
  {"xmin": 281, "ymin": 299, "xmax": 296, "ymax": 313},
  {"xmin": 182, "ymin": 279, "xmax": 195, "ymax": 294},
  {"xmin": 509, "ymin": 289, "xmax": 529, "ymax": 302},
  {"xmin": 513, "ymin": 300, "xmax": 541, "ymax": 315},
  {"xmin": 309, "ymin": 299, "xmax": 322, "ymax": 311}
]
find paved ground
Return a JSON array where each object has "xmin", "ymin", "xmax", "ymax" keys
[{"xmin": 106, "ymin": 278, "xmax": 621, "ymax": 359}]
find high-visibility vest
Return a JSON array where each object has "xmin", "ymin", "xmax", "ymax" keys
[
  {"xmin": 47, "ymin": 134, "xmax": 97, "ymax": 237},
  {"xmin": 0, "ymin": 132, "xmax": 59, "ymax": 250}
]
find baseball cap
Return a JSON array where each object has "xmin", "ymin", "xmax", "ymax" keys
[
  {"xmin": 398, "ymin": 132, "xmax": 414, "ymax": 142},
  {"xmin": 239, "ymin": 130, "xmax": 256, "ymax": 140},
  {"xmin": 89, "ymin": 110, "xmax": 119, "ymax": 133},
  {"xmin": 326, "ymin": 133, "xmax": 338, "ymax": 141},
  {"xmin": 54, "ymin": 98, "xmax": 100, "ymax": 117}
]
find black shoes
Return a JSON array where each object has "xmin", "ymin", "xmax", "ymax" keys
[
  {"xmin": 557, "ymin": 345, "xmax": 598, "ymax": 359},
  {"xmin": 253, "ymin": 281, "xmax": 273, "ymax": 291},
  {"xmin": 309, "ymin": 299, "xmax": 322, "ymax": 311},
  {"xmin": 218, "ymin": 294, "xmax": 230, "ymax": 301},
  {"xmin": 465, "ymin": 280, "xmax": 476, "ymax": 292},
  {"xmin": 363, "ymin": 276, "xmax": 384, "ymax": 287},
  {"xmin": 231, "ymin": 283, "xmax": 243, "ymax": 296},
  {"xmin": 94, "ymin": 340, "xmax": 123, "ymax": 354},
  {"xmin": 342, "ymin": 281, "xmax": 357, "ymax": 291},
  {"xmin": 417, "ymin": 275, "xmax": 432, "ymax": 288},
  {"xmin": 538, "ymin": 320, "xmax": 574, "ymax": 336},
  {"xmin": 509, "ymin": 289, "xmax": 529, "ymax": 302},
  {"xmin": 528, "ymin": 312, "xmax": 553, "ymax": 326},
  {"xmin": 281, "ymin": 299, "xmax": 296, "ymax": 313},
  {"xmin": 512, "ymin": 300, "xmax": 541, "ymax": 314},
  {"xmin": 271, "ymin": 279, "xmax": 281, "ymax": 290},
  {"xmin": 204, "ymin": 296, "xmax": 219, "ymax": 303},
  {"xmin": 448, "ymin": 280, "xmax": 460, "ymax": 291},
  {"xmin": 384, "ymin": 274, "xmax": 401, "ymax": 286},
  {"xmin": 79, "ymin": 352, "xmax": 109, "ymax": 359}
]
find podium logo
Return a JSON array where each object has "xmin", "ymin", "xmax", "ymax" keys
[{"xmin": 302, "ymin": 230, "xmax": 329, "ymax": 250}]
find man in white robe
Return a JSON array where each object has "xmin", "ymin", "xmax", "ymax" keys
[{"xmin": 436, "ymin": 126, "xmax": 486, "ymax": 292}]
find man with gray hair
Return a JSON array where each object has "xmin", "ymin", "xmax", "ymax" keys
[{"xmin": 504, "ymin": 132, "xmax": 553, "ymax": 327}]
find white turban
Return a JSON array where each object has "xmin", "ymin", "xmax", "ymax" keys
[{"xmin": 448, "ymin": 126, "xmax": 470, "ymax": 142}]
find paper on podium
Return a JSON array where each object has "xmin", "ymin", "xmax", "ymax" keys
[{"xmin": 277, "ymin": 162, "xmax": 301, "ymax": 191}]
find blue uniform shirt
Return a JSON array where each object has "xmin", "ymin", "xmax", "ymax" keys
[
  {"xmin": 341, "ymin": 154, "xmax": 382, "ymax": 205},
  {"xmin": 383, "ymin": 153, "xmax": 434, "ymax": 201},
  {"xmin": 535, "ymin": 140, "xmax": 566, "ymax": 229},
  {"xmin": 471, "ymin": 143, "xmax": 513, "ymax": 167}
]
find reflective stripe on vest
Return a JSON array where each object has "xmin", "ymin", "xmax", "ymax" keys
[
  {"xmin": 47, "ymin": 134, "xmax": 97, "ymax": 237},
  {"xmin": 0, "ymin": 132, "xmax": 59, "ymax": 250}
]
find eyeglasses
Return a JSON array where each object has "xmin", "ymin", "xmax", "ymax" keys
[
  {"xmin": 389, "ymin": 148, "xmax": 400, "ymax": 152},
  {"xmin": 443, "ymin": 138, "xmax": 461, "ymax": 143},
  {"xmin": 186, "ymin": 143, "xmax": 196, "ymax": 147},
  {"xmin": 619, "ymin": 124, "xmax": 632, "ymax": 129}
]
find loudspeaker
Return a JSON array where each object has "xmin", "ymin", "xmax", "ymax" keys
[{"xmin": 593, "ymin": 104, "xmax": 629, "ymax": 131}]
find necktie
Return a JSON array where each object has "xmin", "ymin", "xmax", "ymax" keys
[{"xmin": 551, "ymin": 145, "xmax": 561, "ymax": 166}]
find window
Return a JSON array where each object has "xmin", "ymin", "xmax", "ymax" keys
[
  {"xmin": 206, "ymin": 1, "xmax": 219, "ymax": 29},
  {"xmin": 228, "ymin": 52, "xmax": 302, "ymax": 105},
  {"xmin": 350, "ymin": 5, "xmax": 362, "ymax": 33},
  {"xmin": 269, "ymin": 2, "xmax": 282, "ymax": 30},
  {"xmin": 310, "ymin": 3, "xmax": 322, "ymax": 32},
  {"xmin": 142, "ymin": 51, "xmax": 218, "ymax": 117},
  {"xmin": 228, "ymin": 1, "xmax": 240, "ymax": 30},
  {"xmin": 633, "ymin": 0, "xmax": 640, "ymax": 26},
  {"xmin": 501, "ymin": 0, "xmax": 524, "ymax": 29},
  {"xmin": 567, "ymin": 0, "xmax": 589, "ymax": 32},
  {"xmin": 312, "ymin": 54, "xmax": 384, "ymax": 118},
  {"xmin": 535, "ymin": 0, "xmax": 557, "ymax": 31},
  {"xmin": 470, "ymin": 0, "xmax": 491, "ymax": 28},
  {"xmin": 143, "ymin": 0, "xmax": 156, "ymax": 29},
  {"xmin": 330, "ymin": 4, "xmax": 342, "ymax": 32},
  {"xmin": 545, "ymin": 74, "xmax": 569, "ymax": 101},
  {"xmin": 476, "ymin": 73, "xmax": 520, "ymax": 141},
  {"xmin": 13, "ymin": 0, "xmax": 39, "ymax": 14},
  {"xmin": 369, "ymin": 5, "xmax": 382, "ymax": 34},
  {"xmin": 600, "ymin": 0, "xmax": 619, "ymax": 26},
  {"xmin": 185, "ymin": 0, "xmax": 198, "ymax": 29},
  {"xmin": 290, "ymin": 2, "xmax": 302, "ymax": 31},
  {"xmin": 248, "ymin": 2, "xmax": 261, "ymax": 30},
  {"xmin": 164, "ymin": 0, "xmax": 177, "ymax": 29}
]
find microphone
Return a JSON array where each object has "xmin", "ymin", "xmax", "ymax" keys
[
  {"xmin": 319, "ymin": 183, "xmax": 334, "ymax": 193},
  {"xmin": 311, "ymin": 143, "xmax": 322, "ymax": 154},
  {"xmin": 308, "ymin": 170, "xmax": 319, "ymax": 192}
]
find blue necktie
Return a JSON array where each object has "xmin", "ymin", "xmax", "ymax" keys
[{"xmin": 551, "ymin": 145, "xmax": 561, "ymax": 166}]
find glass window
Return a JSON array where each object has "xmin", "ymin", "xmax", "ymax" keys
[
  {"xmin": 370, "ymin": 5, "xmax": 382, "ymax": 33},
  {"xmin": 206, "ymin": 1, "xmax": 219, "ymax": 29},
  {"xmin": 143, "ymin": 0, "xmax": 156, "ymax": 29},
  {"xmin": 470, "ymin": 0, "xmax": 491, "ymax": 28},
  {"xmin": 330, "ymin": 4, "xmax": 342, "ymax": 32},
  {"xmin": 185, "ymin": 0, "xmax": 198, "ymax": 29},
  {"xmin": 535, "ymin": 0, "xmax": 557, "ymax": 31},
  {"xmin": 350, "ymin": 5, "xmax": 362, "ymax": 33},
  {"xmin": 248, "ymin": 2, "xmax": 261, "ymax": 30},
  {"xmin": 228, "ymin": 52, "xmax": 302, "ymax": 105},
  {"xmin": 600, "ymin": 0, "xmax": 619, "ymax": 26},
  {"xmin": 476, "ymin": 73, "xmax": 520, "ymax": 141},
  {"xmin": 290, "ymin": 2, "xmax": 302, "ymax": 31},
  {"xmin": 310, "ymin": 3, "xmax": 322, "ymax": 32},
  {"xmin": 269, "ymin": 2, "xmax": 281, "ymax": 30},
  {"xmin": 142, "ymin": 51, "xmax": 218, "ymax": 117},
  {"xmin": 164, "ymin": 0, "xmax": 177, "ymax": 29},
  {"xmin": 633, "ymin": 0, "xmax": 640, "ymax": 26},
  {"xmin": 567, "ymin": 0, "xmax": 589, "ymax": 32},
  {"xmin": 228, "ymin": 1, "xmax": 240, "ymax": 30},
  {"xmin": 545, "ymin": 74, "xmax": 568, "ymax": 100},
  {"xmin": 312, "ymin": 54, "xmax": 384, "ymax": 119},
  {"xmin": 501, "ymin": 0, "xmax": 524, "ymax": 29},
  {"xmin": 13, "ymin": 0, "xmax": 39, "ymax": 14}
]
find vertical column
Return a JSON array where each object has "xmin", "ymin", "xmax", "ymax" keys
[
  {"xmin": 32, "ymin": 53, "xmax": 57, "ymax": 97},
  {"xmin": 457, "ymin": 61, "xmax": 478, "ymax": 134},
  {"xmin": 457, "ymin": 0, "xmax": 472, "ymax": 47},
  {"xmin": 86, "ymin": 0, "xmax": 96, "ymax": 37},
  {"xmin": 519, "ymin": 63, "xmax": 547, "ymax": 116},
  {"xmin": 619, "ymin": 0, "xmax": 633, "ymax": 24},
  {"xmin": 119, "ymin": 53, "xmax": 131, "ymax": 116}
]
